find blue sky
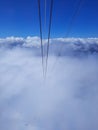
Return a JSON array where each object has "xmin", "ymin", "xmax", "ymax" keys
[{"xmin": 0, "ymin": 0, "xmax": 98, "ymax": 38}]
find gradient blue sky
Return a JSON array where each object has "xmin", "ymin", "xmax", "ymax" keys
[{"xmin": 0, "ymin": 0, "xmax": 98, "ymax": 38}]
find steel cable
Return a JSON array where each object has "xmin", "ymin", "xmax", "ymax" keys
[
  {"xmin": 51, "ymin": 0, "xmax": 84, "ymax": 72},
  {"xmin": 45, "ymin": 0, "xmax": 54, "ymax": 78},
  {"xmin": 38, "ymin": 0, "xmax": 44, "ymax": 76}
]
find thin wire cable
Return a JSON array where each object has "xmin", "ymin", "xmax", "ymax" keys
[
  {"xmin": 44, "ymin": 0, "xmax": 47, "ymax": 30},
  {"xmin": 45, "ymin": 0, "xmax": 54, "ymax": 78},
  {"xmin": 59, "ymin": 0, "xmax": 83, "ymax": 56},
  {"xmin": 38, "ymin": 0, "xmax": 44, "ymax": 76},
  {"xmin": 51, "ymin": 0, "xmax": 84, "ymax": 72},
  {"xmin": 43, "ymin": 0, "xmax": 47, "ymax": 78}
]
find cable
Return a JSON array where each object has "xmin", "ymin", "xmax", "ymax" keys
[
  {"xmin": 51, "ymin": 0, "xmax": 84, "ymax": 72},
  {"xmin": 37, "ymin": 0, "xmax": 44, "ymax": 77},
  {"xmin": 44, "ymin": 0, "xmax": 47, "ymax": 31},
  {"xmin": 45, "ymin": 0, "xmax": 54, "ymax": 78},
  {"xmin": 59, "ymin": 0, "xmax": 84, "ymax": 56},
  {"xmin": 43, "ymin": 0, "xmax": 47, "ymax": 78}
]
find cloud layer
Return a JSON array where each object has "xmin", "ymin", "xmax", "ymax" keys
[
  {"xmin": 0, "ymin": 37, "xmax": 98, "ymax": 130},
  {"xmin": 0, "ymin": 36, "xmax": 98, "ymax": 56}
]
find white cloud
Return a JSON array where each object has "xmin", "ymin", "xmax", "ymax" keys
[
  {"xmin": 0, "ymin": 37, "xmax": 98, "ymax": 130},
  {"xmin": 0, "ymin": 37, "xmax": 98, "ymax": 56}
]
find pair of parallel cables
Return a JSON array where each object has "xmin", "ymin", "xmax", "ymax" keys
[{"xmin": 38, "ymin": 0, "xmax": 54, "ymax": 78}]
